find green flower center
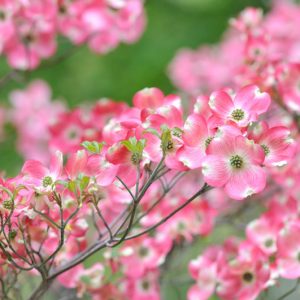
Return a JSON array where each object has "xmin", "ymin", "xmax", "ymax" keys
[
  {"xmin": 23, "ymin": 33, "xmax": 35, "ymax": 44},
  {"xmin": 166, "ymin": 140, "xmax": 174, "ymax": 151},
  {"xmin": 0, "ymin": 11, "xmax": 5, "ymax": 21},
  {"xmin": 3, "ymin": 199, "xmax": 13, "ymax": 210},
  {"xmin": 131, "ymin": 152, "xmax": 141, "ymax": 165},
  {"xmin": 59, "ymin": 4, "xmax": 67, "ymax": 14},
  {"xmin": 205, "ymin": 136, "xmax": 213, "ymax": 148},
  {"xmin": 230, "ymin": 155, "xmax": 244, "ymax": 169},
  {"xmin": 231, "ymin": 109, "xmax": 245, "ymax": 121},
  {"xmin": 269, "ymin": 254, "xmax": 276, "ymax": 264},
  {"xmin": 42, "ymin": 176, "xmax": 53, "ymax": 187},
  {"xmin": 261, "ymin": 144, "xmax": 270, "ymax": 156},
  {"xmin": 242, "ymin": 272, "xmax": 254, "ymax": 283},
  {"xmin": 68, "ymin": 129, "xmax": 78, "ymax": 140},
  {"xmin": 141, "ymin": 280, "xmax": 150, "ymax": 290},
  {"xmin": 139, "ymin": 246, "xmax": 149, "ymax": 257},
  {"xmin": 264, "ymin": 239, "xmax": 273, "ymax": 248}
]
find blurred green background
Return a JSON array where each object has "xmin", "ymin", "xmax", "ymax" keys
[{"xmin": 4, "ymin": 0, "xmax": 299, "ymax": 299}]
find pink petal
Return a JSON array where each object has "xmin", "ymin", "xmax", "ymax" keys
[
  {"xmin": 206, "ymin": 134, "xmax": 236, "ymax": 157},
  {"xmin": 49, "ymin": 151, "xmax": 63, "ymax": 178},
  {"xmin": 188, "ymin": 284, "xmax": 214, "ymax": 300},
  {"xmin": 209, "ymin": 90, "xmax": 234, "ymax": 119},
  {"xmin": 235, "ymin": 85, "xmax": 271, "ymax": 115},
  {"xmin": 177, "ymin": 146, "xmax": 204, "ymax": 169},
  {"xmin": 224, "ymin": 165, "xmax": 266, "ymax": 200},
  {"xmin": 97, "ymin": 163, "xmax": 119, "ymax": 187},
  {"xmin": 22, "ymin": 160, "xmax": 48, "ymax": 179},
  {"xmin": 201, "ymin": 155, "xmax": 230, "ymax": 187},
  {"xmin": 133, "ymin": 88, "xmax": 164, "ymax": 109},
  {"xmin": 183, "ymin": 114, "xmax": 208, "ymax": 147},
  {"xmin": 234, "ymin": 84, "xmax": 259, "ymax": 107},
  {"xmin": 165, "ymin": 151, "xmax": 189, "ymax": 171},
  {"xmin": 234, "ymin": 136, "xmax": 265, "ymax": 165},
  {"xmin": 65, "ymin": 150, "xmax": 88, "ymax": 179},
  {"xmin": 106, "ymin": 143, "xmax": 131, "ymax": 165}
]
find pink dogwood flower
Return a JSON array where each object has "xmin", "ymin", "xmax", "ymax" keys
[
  {"xmin": 248, "ymin": 122, "xmax": 296, "ymax": 167},
  {"xmin": 202, "ymin": 134, "xmax": 266, "ymax": 200},
  {"xmin": 21, "ymin": 150, "xmax": 63, "ymax": 193},
  {"xmin": 277, "ymin": 221, "xmax": 300, "ymax": 279},
  {"xmin": 209, "ymin": 85, "xmax": 271, "ymax": 127}
]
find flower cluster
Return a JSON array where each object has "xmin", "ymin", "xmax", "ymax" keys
[
  {"xmin": 10, "ymin": 80, "xmax": 66, "ymax": 162},
  {"xmin": 1, "ymin": 1, "xmax": 300, "ymax": 299},
  {"xmin": 0, "ymin": 0, "xmax": 145, "ymax": 69},
  {"xmin": 9, "ymin": 80, "xmax": 127, "ymax": 163},
  {"xmin": 167, "ymin": 2, "xmax": 300, "ymax": 299},
  {"xmin": 1, "ymin": 81, "xmax": 291, "ymax": 299},
  {"xmin": 9, "ymin": 82, "xmax": 292, "ymax": 200},
  {"xmin": 169, "ymin": 1, "xmax": 300, "ymax": 112},
  {"xmin": 188, "ymin": 193, "xmax": 300, "ymax": 300}
]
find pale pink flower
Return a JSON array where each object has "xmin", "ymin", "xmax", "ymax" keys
[
  {"xmin": 209, "ymin": 85, "xmax": 271, "ymax": 127},
  {"xmin": 202, "ymin": 134, "xmax": 266, "ymax": 200}
]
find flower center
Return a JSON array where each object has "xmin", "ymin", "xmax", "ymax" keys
[
  {"xmin": 2, "ymin": 199, "xmax": 13, "ymax": 210},
  {"xmin": 264, "ymin": 239, "xmax": 273, "ymax": 248},
  {"xmin": 131, "ymin": 153, "xmax": 141, "ymax": 165},
  {"xmin": 0, "ymin": 11, "xmax": 5, "ymax": 21},
  {"xmin": 230, "ymin": 155, "xmax": 244, "ymax": 169},
  {"xmin": 164, "ymin": 140, "xmax": 174, "ymax": 152},
  {"xmin": 68, "ymin": 129, "xmax": 78, "ymax": 140},
  {"xmin": 23, "ymin": 33, "xmax": 35, "ymax": 44},
  {"xmin": 141, "ymin": 280, "xmax": 150, "ymax": 290},
  {"xmin": 242, "ymin": 271, "xmax": 254, "ymax": 283},
  {"xmin": 42, "ymin": 176, "xmax": 53, "ymax": 187},
  {"xmin": 261, "ymin": 144, "xmax": 270, "ymax": 156},
  {"xmin": 205, "ymin": 136, "xmax": 213, "ymax": 148},
  {"xmin": 231, "ymin": 109, "xmax": 245, "ymax": 121},
  {"xmin": 139, "ymin": 246, "xmax": 149, "ymax": 257},
  {"xmin": 59, "ymin": 4, "xmax": 67, "ymax": 14},
  {"xmin": 269, "ymin": 254, "xmax": 276, "ymax": 264}
]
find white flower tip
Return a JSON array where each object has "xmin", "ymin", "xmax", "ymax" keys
[
  {"xmin": 121, "ymin": 247, "xmax": 134, "ymax": 256},
  {"xmin": 208, "ymin": 96, "xmax": 216, "ymax": 109},
  {"xmin": 273, "ymin": 160, "xmax": 287, "ymax": 167}
]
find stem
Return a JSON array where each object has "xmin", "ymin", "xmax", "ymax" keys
[
  {"xmin": 117, "ymin": 183, "xmax": 212, "ymax": 241},
  {"xmin": 276, "ymin": 279, "xmax": 300, "ymax": 300},
  {"xmin": 28, "ymin": 279, "xmax": 54, "ymax": 300},
  {"xmin": 28, "ymin": 164, "xmax": 209, "ymax": 300}
]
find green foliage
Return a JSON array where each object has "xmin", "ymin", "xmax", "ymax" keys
[{"xmin": 81, "ymin": 141, "xmax": 105, "ymax": 154}]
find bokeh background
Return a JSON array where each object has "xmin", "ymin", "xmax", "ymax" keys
[{"xmin": 3, "ymin": 0, "xmax": 299, "ymax": 299}]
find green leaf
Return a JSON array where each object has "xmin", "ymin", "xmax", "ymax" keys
[
  {"xmin": 122, "ymin": 139, "xmax": 137, "ymax": 152},
  {"xmin": 80, "ymin": 176, "xmax": 90, "ymax": 191},
  {"xmin": 122, "ymin": 137, "xmax": 146, "ymax": 156},
  {"xmin": 144, "ymin": 127, "xmax": 160, "ymax": 138},
  {"xmin": 81, "ymin": 141, "xmax": 105, "ymax": 154},
  {"xmin": 80, "ymin": 275, "xmax": 91, "ymax": 285},
  {"xmin": 67, "ymin": 180, "xmax": 77, "ymax": 193},
  {"xmin": 172, "ymin": 127, "xmax": 184, "ymax": 138}
]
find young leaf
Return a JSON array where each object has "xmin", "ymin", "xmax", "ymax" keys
[{"xmin": 81, "ymin": 141, "xmax": 105, "ymax": 154}]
